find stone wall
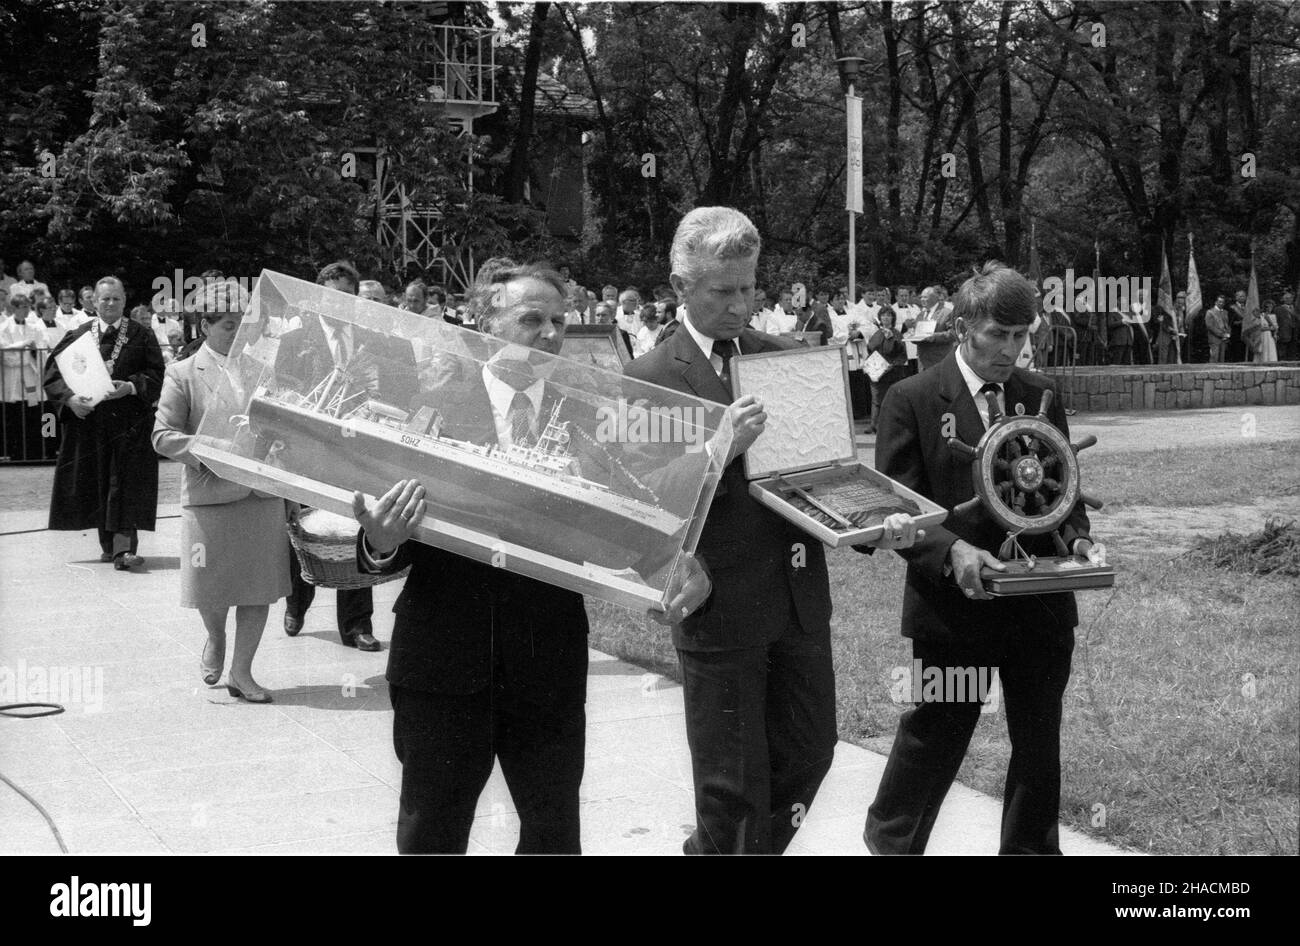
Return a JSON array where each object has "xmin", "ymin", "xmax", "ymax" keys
[{"xmin": 1042, "ymin": 364, "xmax": 1300, "ymax": 412}]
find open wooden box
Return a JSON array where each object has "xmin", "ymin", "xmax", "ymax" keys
[{"xmin": 731, "ymin": 346, "xmax": 947, "ymax": 547}]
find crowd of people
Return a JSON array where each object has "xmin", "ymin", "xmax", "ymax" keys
[{"xmin": 6, "ymin": 251, "xmax": 1296, "ymax": 461}]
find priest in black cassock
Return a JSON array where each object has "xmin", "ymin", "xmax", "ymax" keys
[{"xmin": 44, "ymin": 276, "xmax": 164, "ymax": 570}]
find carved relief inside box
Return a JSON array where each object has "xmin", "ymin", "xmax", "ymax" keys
[
  {"xmin": 737, "ymin": 346, "xmax": 854, "ymax": 479},
  {"xmin": 190, "ymin": 270, "xmax": 733, "ymax": 611},
  {"xmin": 732, "ymin": 346, "xmax": 947, "ymax": 547}
]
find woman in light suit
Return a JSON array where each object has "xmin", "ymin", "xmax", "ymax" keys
[{"xmin": 152, "ymin": 281, "xmax": 289, "ymax": 702}]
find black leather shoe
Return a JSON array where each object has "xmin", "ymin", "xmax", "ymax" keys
[
  {"xmin": 343, "ymin": 630, "xmax": 381, "ymax": 652},
  {"xmin": 284, "ymin": 613, "xmax": 303, "ymax": 636}
]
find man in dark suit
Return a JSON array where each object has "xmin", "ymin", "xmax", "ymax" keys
[
  {"xmin": 276, "ymin": 261, "xmax": 417, "ymax": 651},
  {"xmin": 865, "ymin": 262, "xmax": 1103, "ymax": 855},
  {"xmin": 625, "ymin": 206, "xmax": 919, "ymax": 854},
  {"xmin": 913, "ymin": 285, "xmax": 958, "ymax": 371},
  {"xmin": 352, "ymin": 259, "xmax": 712, "ymax": 853}
]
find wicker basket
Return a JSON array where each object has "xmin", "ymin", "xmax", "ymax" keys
[{"xmin": 286, "ymin": 506, "xmax": 410, "ymax": 590}]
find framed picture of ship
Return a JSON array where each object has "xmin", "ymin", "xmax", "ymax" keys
[
  {"xmin": 190, "ymin": 270, "xmax": 734, "ymax": 613},
  {"xmin": 731, "ymin": 345, "xmax": 948, "ymax": 547},
  {"xmin": 561, "ymin": 323, "xmax": 630, "ymax": 372}
]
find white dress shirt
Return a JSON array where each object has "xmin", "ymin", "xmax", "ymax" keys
[
  {"xmin": 765, "ymin": 305, "xmax": 796, "ymax": 335},
  {"xmin": 633, "ymin": 323, "xmax": 663, "ymax": 357},
  {"xmin": 954, "ymin": 346, "xmax": 1007, "ymax": 430},
  {"xmin": 680, "ymin": 309, "xmax": 738, "ymax": 380},
  {"xmin": 481, "ymin": 364, "xmax": 545, "ymax": 447}
]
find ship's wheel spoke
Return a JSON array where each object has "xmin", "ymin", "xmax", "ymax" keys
[
  {"xmin": 1006, "ymin": 439, "xmax": 1023, "ymax": 460},
  {"xmin": 993, "ymin": 458, "xmax": 1010, "ymax": 472},
  {"xmin": 1041, "ymin": 477, "xmax": 1061, "ymax": 497}
]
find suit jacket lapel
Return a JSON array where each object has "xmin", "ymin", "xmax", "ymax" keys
[
  {"xmin": 936, "ymin": 351, "xmax": 986, "ymax": 446},
  {"xmin": 1002, "ymin": 373, "xmax": 1040, "ymax": 418},
  {"xmin": 672, "ymin": 326, "xmax": 732, "ymax": 404}
]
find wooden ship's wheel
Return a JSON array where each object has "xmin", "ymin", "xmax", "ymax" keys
[{"xmin": 947, "ymin": 388, "xmax": 1103, "ymax": 559}]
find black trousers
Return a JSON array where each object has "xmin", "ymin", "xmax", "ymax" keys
[
  {"xmin": 285, "ymin": 546, "xmax": 372, "ymax": 634},
  {"xmin": 97, "ymin": 528, "xmax": 138, "ymax": 557},
  {"xmin": 678, "ymin": 623, "xmax": 838, "ymax": 855},
  {"xmin": 865, "ymin": 621, "xmax": 1075, "ymax": 855},
  {"xmin": 390, "ymin": 677, "xmax": 586, "ymax": 855}
]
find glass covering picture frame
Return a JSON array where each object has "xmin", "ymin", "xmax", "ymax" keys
[{"xmin": 190, "ymin": 271, "xmax": 734, "ymax": 611}]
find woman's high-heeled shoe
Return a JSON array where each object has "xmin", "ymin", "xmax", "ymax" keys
[
  {"xmin": 201, "ymin": 638, "xmax": 225, "ymax": 686},
  {"xmin": 226, "ymin": 679, "xmax": 273, "ymax": 704}
]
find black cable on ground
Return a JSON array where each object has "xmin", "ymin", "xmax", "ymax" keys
[{"xmin": 1, "ymin": 702, "xmax": 70, "ymax": 852}]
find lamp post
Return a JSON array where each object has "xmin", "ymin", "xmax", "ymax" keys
[{"xmin": 836, "ymin": 55, "xmax": 867, "ymax": 304}]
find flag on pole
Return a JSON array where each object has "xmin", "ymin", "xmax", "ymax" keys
[
  {"xmin": 845, "ymin": 92, "xmax": 863, "ymax": 214},
  {"xmin": 1243, "ymin": 250, "xmax": 1261, "ymax": 356},
  {"xmin": 1185, "ymin": 234, "xmax": 1203, "ymax": 322},
  {"xmin": 1091, "ymin": 238, "xmax": 1106, "ymax": 347},
  {"xmin": 1158, "ymin": 238, "xmax": 1175, "ymax": 320}
]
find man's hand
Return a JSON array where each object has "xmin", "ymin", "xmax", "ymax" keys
[
  {"xmin": 352, "ymin": 479, "xmax": 426, "ymax": 556},
  {"xmin": 1073, "ymin": 539, "xmax": 1107, "ymax": 566},
  {"xmin": 725, "ymin": 394, "xmax": 767, "ymax": 462},
  {"xmin": 868, "ymin": 513, "xmax": 924, "ymax": 550},
  {"xmin": 948, "ymin": 538, "xmax": 1004, "ymax": 601},
  {"xmin": 649, "ymin": 552, "xmax": 712, "ymax": 627},
  {"xmin": 103, "ymin": 380, "xmax": 133, "ymax": 400},
  {"xmin": 67, "ymin": 396, "xmax": 95, "ymax": 419}
]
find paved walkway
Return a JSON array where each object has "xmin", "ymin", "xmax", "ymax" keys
[{"xmin": 0, "ymin": 515, "xmax": 1127, "ymax": 855}]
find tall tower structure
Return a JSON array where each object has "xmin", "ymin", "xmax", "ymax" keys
[{"xmin": 373, "ymin": 23, "xmax": 498, "ymax": 292}]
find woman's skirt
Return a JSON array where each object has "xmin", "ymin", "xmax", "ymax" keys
[{"xmin": 180, "ymin": 495, "xmax": 292, "ymax": 609}]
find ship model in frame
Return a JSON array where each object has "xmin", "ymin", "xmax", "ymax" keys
[
  {"xmin": 242, "ymin": 355, "xmax": 690, "ymax": 571},
  {"xmin": 193, "ymin": 269, "xmax": 734, "ymax": 612}
]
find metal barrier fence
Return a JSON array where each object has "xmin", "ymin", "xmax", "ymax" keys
[
  {"xmin": 1, "ymin": 347, "xmax": 59, "ymax": 464},
  {"xmin": 1032, "ymin": 325, "xmax": 1079, "ymax": 413}
]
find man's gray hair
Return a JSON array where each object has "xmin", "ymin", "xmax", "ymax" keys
[
  {"xmin": 670, "ymin": 206, "xmax": 761, "ymax": 287},
  {"xmin": 95, "ymin": 276, "xmax": 125, "ymax": 295},
  {"xmin": 469, "ymin": 257, "xmax": 567, "ymax": 335}
]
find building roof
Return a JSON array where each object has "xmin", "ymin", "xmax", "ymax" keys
[{"xmin": 535, "ymin": 73, "xmax": 596, "ymax": 121}]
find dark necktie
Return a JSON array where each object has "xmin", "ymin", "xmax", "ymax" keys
[
  {"xmin": 508, "ymin": 391, "xmax": 533, "ymax": 446},
  {"xmin": 979, "ymin": 381, "xmax": 1003, "ymax": 426},
  {"xmin": 715, "ymin": 339, "xmax": 737, "ymax": 398}
]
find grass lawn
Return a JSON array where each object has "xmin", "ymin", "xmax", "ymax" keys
[
  {"xmin": 1079, "ymin": 440, "xmax": 1300, "ymax": 507},
  {"xmin": 588, "ymin": 440, "xmax": 1299, "ymax": 855}
]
